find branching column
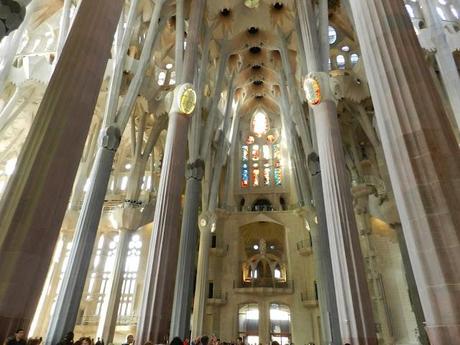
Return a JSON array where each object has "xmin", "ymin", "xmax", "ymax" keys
[
  {"xmin": 418, "ymin": 0, "xmax": 460, "ymax": 129},
  {"xmin": 295, "ymin": 0, "xmax": 377, "ymax": 343},
  {"xmin": 192, "ymin": 76, "xmax": 237, "ymax": 339},
  {"xmin": 169, "ymin": 29, "xmax": 214, "ymax": 339},
  {"xmin": 0, "ymin": 0, "xmax": 123, "ymax": 341},
  {"xmin": 97, "ymin": 111, "xmax": 167, "ymax": 344},
  {"xmin": 46, "ymin": 1, "xmax": 166, "ymax": 342},
  {"xmin": 46, "ymin": 126, "xmax": 121, "ymax": 345},
  {"xmin": 136, "ymin": 1, "xmax": 206, "ymax": 343},
  {"xmin": 348, "ymin": 0, "xmax": 460, "ymax": 343}
]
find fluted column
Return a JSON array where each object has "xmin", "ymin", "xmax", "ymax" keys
[
  {"xmin": 258, "ymin": 302, "xmax": 269, "ymax": 345},
  {"xmin": 295, "ymin": 0, "xmax": 377, "ymax": 343},
  {"xmin": 46, "ymin": 126, "xmax": 121, "ymax": 345},
  {"xmin": 352, "ymin": 185, "xmax": 393, "ymax": 344},
  {"xmin": 0, "ymin": 0, "xmax": 123, "ymax": 341},
  {"xmin": 97, "ymin": 228, "xmax": 132, "ymax": 343},
  {"xmin": 418, "ymin": 0, "xmax": 460, "ymax": 129},
  {"xmin": 314, "ymin": 99, "xmax": 376, "ymax": 344},
  {"xmin": 56, "ymin": 0, "xmax": 73, "ymax": 59},
  {"xmin": 306, "ymin": 153, "xmax": 341, "ymax": 345},
  {"xmin": 136, "ymin": 1, "xmax": 205, "ymax": 343},
  {"xmin": 169, "ymin": 28, "xmax": 213, "ymax": 338},
  {"xmin": 348, "ymin": 0, "xmax": 460, "ymax": 343},
  {"xmin": 191, "ymin": 76, "xmax": 236, "ymax": 339},
  {"xmin": 191, "ymin": 211, "xmax": 216, "ymax": 340},
  {"xmin": 169, "ymin": 160, "xmax": 204, "ymax": 338}
]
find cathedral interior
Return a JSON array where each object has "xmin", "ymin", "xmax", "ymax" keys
[{"xmin": 0, "ymin": 0, "xmax": 459, "ymax": 345}]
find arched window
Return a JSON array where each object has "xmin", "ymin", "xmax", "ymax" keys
[
  {"xmin": 251, "ymin": 111, "xmax": 270, "ymax": 137},
  {"xmin": 274, "ymin": 266, "xmax": 281, "ymax": 279},
  {"xmin": 350, "ymin": 53, "xmax": 359, "ymax": 65},
  {"xmin": 239, "ymin": 304, "xmax": 259, "ymax": 344},
  {"xmin": 270, "ymin": 304, "xmax": 291, "ymax": 345},
  {"xmin": 157, "ymin": 71, "xmax": 166, "ymax": 85},
  {"xmin": 120, "ymin": 176, "xmax": 128, "ymax": 191},
  {"xmin": 336, "ymin": 55, "xmax": 346, "ymax": 69},
  {"xmin": 328, "ymin": 26, "xmax": 337, "ymax": 44},
  {"xmin": 119, "ymin": 234, "xmax": 142, "ymax": 318}
]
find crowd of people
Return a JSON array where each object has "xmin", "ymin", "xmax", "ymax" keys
[{"xmin": 2, "ymin": 330, "xmax": 329, "ymax": 345}]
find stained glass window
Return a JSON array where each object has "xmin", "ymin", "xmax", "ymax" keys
[
  {"xmin": 262, "ymin": 145, "xmax": 271, "ymax": 160},
  {"xmin": 263, "ymin": 167, "xmax": 270, "ymax": 186},
  {"xmin": 241, "ymin": 129, "xmax": 282, "ymax": 188},
  {"xmin": 251, "ymin": 145, "xmax": 260, "ymax": 161},
  {"xmin": 242, "ymin": 145, "xmax": 249, "ymax": 161},
  {"xmin": 252, "ymin": 168, "xmax": 260, "ymax": 187},
  {"xmin": 242, "ymin": 163, "xmax": 249, "ymax": 187},
  {"xmin": 273, "ymin": 144, "xmax": 281, "ymax": 160},
  {"xmin": 246, "ymin": 135, "xmax": 255, "ymax": 145},
  {"xmin": 274, "ymin": 161, "xmax": 282, "ymax": 186}
]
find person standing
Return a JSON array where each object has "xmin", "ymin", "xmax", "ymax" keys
[
  {"xmin": 6, "ymin": 329, "xmax": 27, "ymax": 345},
  {"xmin": 122, "ymin": 335, "xmax": 134, "ymax": 345}
]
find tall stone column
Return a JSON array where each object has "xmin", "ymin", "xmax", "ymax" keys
[
  {"xmin": 0, "ymin": 0, "xmax": 123, "ymax": 341},
  {"xmin": 46, "ymin": 126, "xmax": 121, "ymax": 345},
  {"xmin": 417, "ymin": 0, "xmax": 460, "ymax": 129},
  {"xmin": 191, "ymin": 77, "xmax": 236, "ymax": 339},
  {"xmin": 307, "ymin": 153, "xmax": 341, "ymax": 345},
  {"xmin": 393, "ymin": 224, "xmax": 430, "ymax": 345},
  {"xmin": 169, "ymin": 28, "xmax": 213, "ymax": 339},
  {"xmin": 48, "ymin": 0, "xmax": 166, "ymax": 340},
  {"xmin": 136, "ymin": 1, "xmax": 206, "ymax": 343},
  {"xmin": 295, "ymin": 0, "xmax": 377, "ymax": 343},
  {"xmin": 313, "ymin": 99, "xmax": 377, "ymax": 344},
  {"xmin": 96, "ymin": 229, "xmax": 132, "ymax": 343},
  {"xmin": 56, "ymin": 0, "xmax": 73, "ymax": 59},
  {"xmin": 258, "ymin": 302, "xmax": 269, "ymax": 345},
  {"xmin": 348, "ymin": 0, "xmax": 460, "ymax": 343},
  {"xmin": 191, "ymin": 211, "xmax": 216, "ymax": 340},
  {"xmin": 352, "ymin": 185, "xmax": 393, "ymax": 344},
  {"xmin": 169, "ymin": 160, "xmax": 204, "ymax": 338}
]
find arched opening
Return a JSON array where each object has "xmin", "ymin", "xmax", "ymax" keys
[
  {"xmin": 279, "ymin": 197, "xmax": 286, "ymax": 210},
  {"xmin": 252, "ymin": 198, "xmax": 273, "ymax": 211},
  {"xmin": 239, "ymin": 197, "xmax": 246, "ymax": 211},
  {"xmin": 270, "ymin": 304, "xmax": 291, "ymax": 345},
  {"xmin": 239, "ymin": 304, "xmax": 260, "ymax": 345}
]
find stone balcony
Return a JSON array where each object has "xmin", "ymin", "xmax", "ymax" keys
[
  {"xmin": 207, "ymin": 291, "xmax": 228, "ymax": 305},
  {"xmin": 233, "ymin": 279, "xmax": 294, "ymax": 295},
  {"xmin": 210, "ymin": 244, "xmax": 229, "ymax": 257}
]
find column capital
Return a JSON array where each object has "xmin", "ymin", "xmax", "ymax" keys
[
  {"xmin": 295, "ymin": 205, "xmax": 315, "ymax": 220},
  {"xmin": 185, "ymin": 159, "xmax": 205, "ymax": 180},
  {"xmin": 100, "ymin": 125, "xmax": 121, "ymax": 151},
  {"xmin": 198, "ymin": 211, "xmax": 217, "ymax": 232},
  {"xmin": 303, "ymin": 71, "xmax": 335, "ymax": 106},
  {"xmin": 307, "ymin": 152, "xmax": 320, "ymax": 176},
  {"xmin": 351, "ymin": 184, "xmax": 372, "ymax": 214},
  {"xmin": 111, "ymin": 204, "xmax": 152, "ymax": 232}
]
